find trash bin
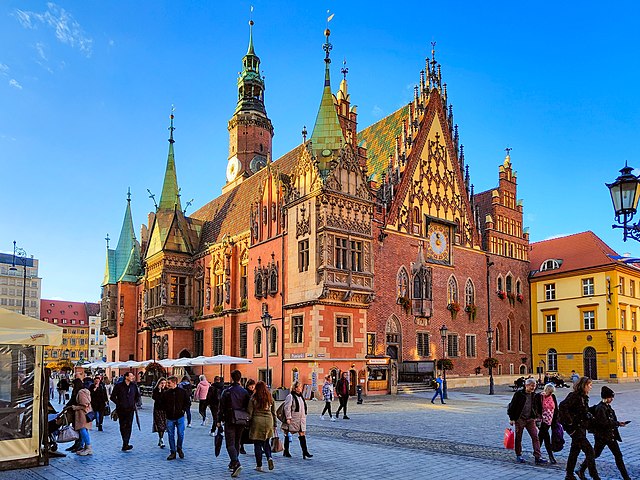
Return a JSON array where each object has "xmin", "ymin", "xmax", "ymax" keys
[{"xmin": 356, "ymin": 385, "xmax": 363, "ymax": 404}]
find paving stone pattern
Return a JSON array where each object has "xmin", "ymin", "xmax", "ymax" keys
[{"xmin": 0, "ymin": 381, "xmax": 638, "ymax": 479}]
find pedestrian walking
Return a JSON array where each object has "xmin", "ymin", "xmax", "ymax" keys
[
  {"xmin": 178, "ymin": 375, "xmax": 193, "ymax": 427},
  {"xmin": 577, "ymin": 386, "xmax": 630, "ymax": 480},
  {"xmin": 239, "ymin": 378, "xmax": 256, "ymax": 455},
  {"xmin": 57, "ymin": 375, "xmax": 70, "ymax": 404},
  {"xmin": 507, "ymin": 377, "xmax": 547, "ymax": 465},
  {"xmin": 70, "ymin": 378, "xmax": 93, "ymax": 456},
  {"xmin": 431, "ymin": 374, "xmax": 446, "ymax": 405},
  {"xmin": 88, "ymin": 375, "xmax": 108, "ymax": 432},
  {"xmin": 535, "ymin": 383, "xmax": 559, "ymax": 464},
  {"xmin": 320, "ymin": 375, "xmax": 335, "ymax": 421},
  {"xmin": 104, "ymin": 375, "xmax": 112, "ymax": 396},
  {"xmin": 161, "ymin": 375, "xmax": 190, "ymax": 461},
  {"xmin": 248, "ymin": 381, "xmax": 276, "ymax": 472},
  {"xmin": 218, "ymin": 369, "xmax": 250, "ymax": 478},
  {"xmin": 194, "ymin": 375, "xmax": 210, "ymax": 426},
  {"xmin": 558, "ymin": 376, "xmax": 600, "ymax": 480},
  {"xmin": 282, "ymin": 381, "xmax": 313, "ymax": 459},
  {"xmin": 152, "ymin": 377, "xmax": 168, "ymax": 448},
  {"xmin": 335, "ymin": 372, "xmax": 350, "ymax": 419},
  {"xmin": 110, "ymin": 371, "xmax": 140, "ymax": 451},
  {"xmin": 49, "ymin": 374, "xmax": 56, "ymax": 401},
  {"xmin": 207, "ymin": 376, "xmax": 224, "ymax": 436}
]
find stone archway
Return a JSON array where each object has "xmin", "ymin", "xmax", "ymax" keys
[{"xmin": 385, "ymin": 315, "xmax": 402, "ymax": 361}]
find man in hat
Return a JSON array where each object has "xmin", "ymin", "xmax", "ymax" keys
[{"xmin": 577, "ymin": 386, "xmax": 630, "ymax": 480}]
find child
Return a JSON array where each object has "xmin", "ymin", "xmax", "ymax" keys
[{"xmin": 578, "ymin": 386, "xmax": 630, "ymax": 480}]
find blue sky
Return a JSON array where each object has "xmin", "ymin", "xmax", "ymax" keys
[{"xmin": 2, "ymin": 1, "xmax": 639, "ymax": 302}]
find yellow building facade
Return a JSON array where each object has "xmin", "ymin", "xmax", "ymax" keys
[{"xmin": 531, "ymin": 231, "xmax": 640, "ymax": 382}]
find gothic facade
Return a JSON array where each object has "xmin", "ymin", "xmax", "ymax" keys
[{"xmin": 101, "ymin": 23, "xmax": 530, "ymax": 392}]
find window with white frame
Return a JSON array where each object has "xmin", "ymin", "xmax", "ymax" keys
[
  {"xmin": 583, "ymin": 311, "xmax": 595, "ymax": 330},
  {"xmin": 447, "ymin": 333, "xmax": 459, "ymax": 357},
  {"xmin": 465, "ymin": 279, "xmax": 474, "ymax": 307},
  {"xmin": 547, "ymin": 348, "xmax": 558, "ymax": 371},
  {"xmin": 582, "ymin": 278, "xmax": 594, "ymax": 296},
  {"xmin": 545, "ymin": 283, "xmax": 556, "ymax": 300},
  {"xmin": 546, "ymin": 314, "xmax": 557, "ymax": 333},
  {"xmin": 292, "ymin": 316, "xmax": 303, "ymax": 344},
  {"xmin": 336, "ymin": 316, "xmax": 350, "ymax": 343},
  {"xmin": 621, "ymin": 309, "xmax": 626, "ymax": 329},
  {"xmin": 465, "ymin": 334, "xmax": 476, "ymax": 357}
]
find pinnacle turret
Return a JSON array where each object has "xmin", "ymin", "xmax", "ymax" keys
[{"xmin": 158, "ymin": 110, "xmax": 182, "ymax": 211}]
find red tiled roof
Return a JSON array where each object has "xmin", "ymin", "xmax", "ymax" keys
[
  {"xmin": 191, "ymin": 145, "xmax": 304, "ymax": 248},
  {"xmin": 40, "ymin": 299, "xmax": 89, "ymax": 321},
  {"xmin": 85, "ymin": 302, "xmax": 100, "ymax": 316},
  {"xmin": 530, "ymin": 231, "xmax": 618, "ymax": 277}
]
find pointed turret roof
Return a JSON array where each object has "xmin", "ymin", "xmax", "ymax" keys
[
  {"xmin": 102, "ymin": 190, "xmax": 142, "ymax": 286},
  {"xmin": 309, "ymin": 28, "xmax": 345, "ymax": 166},
  {"xmin": 158, "ymin": 112, "xmax": 181, "ymax": 211},
  {"xmin": 234, "ymin": 19, "xmax": 267, "ymax": 115}
]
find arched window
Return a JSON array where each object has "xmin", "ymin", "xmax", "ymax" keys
[
  {"xmin": 268, "ymin": 268, "xmax": 278, "ymax": 294},
  {"xmin": 255, "ymin": 270, "xmax": 264, "ymax": 298},
  {"xmin": 269, "ymin": 326, "xmax": 277, "ymax": 355},
  {"xmin": 506, "ymin": 275, "xmax": 513, "ymax": 293},
  {"xmin": 254, "ymin": 329, "xmax": 262, "ymax": 356},
  {"xmin": 497, "ymin": 275, "xmax": 503, "ymax": 293},
  {"xmin": 465, "ymin": 279, "xmax": 474, "ymax": 307},
  {"xmin": 412, "ymin": 266, "xmax": 430, "ymax": 300},
  {"xmin": 397, "ymin": 267, "xmax": 409, "ymax": 299},
  {"xmin": 622, "ymin": 347, "xmax": 627, "ymax": 373},
  {"xmin": 507, "ymin": 318, "xmax": 513, "ymax": 351},
  {"xmin": 540, "ymin": 259, "xmax": 560, "ymax": 271},
  {"xmin": 448, "ymin": 276, "xmax": 458, "ymax": 304},
  {"xmin": 495, "ymin": 323, "xmax": 502, "ymax": 352},
  {"xmin": 633, "ymin": 348, "xmax": 638, "ymax": 373},
  {"xmin": 547, "ymin": 349, "xmax": 558, "ymax": 371},
  {"xmin": 516, "ymin": 279, "xmax": 522, "ymax": 295},
  {"xmin": 518, "ymin": 326, "xmax": 524, "ymax": 352}
]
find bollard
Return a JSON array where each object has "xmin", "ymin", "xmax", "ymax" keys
[{"xmin": 356, "ymin": 385, "xmax": 363, "ymax": 404}]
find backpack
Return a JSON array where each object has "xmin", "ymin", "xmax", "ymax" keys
[
  {"xmin": 557, "ymin": 396, "xmax": 575, "ymax": 434},
  {"xmin": 586, "ymin": 404, "xmax": 598, "ymax": 433},
  {"xmin": 276, "ymin": 402, "xmax": 287, "ymax": 424}
]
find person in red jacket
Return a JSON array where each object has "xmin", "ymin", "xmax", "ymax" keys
[
  {"xmin": 335, "ymin": 372, "xmax": 350, "ymax": 420},
  {"xmin": 194, "ymin": 375, "xmax": 210, "ymax": 426}
]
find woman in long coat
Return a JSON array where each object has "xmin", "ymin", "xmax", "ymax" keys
[
  {"xmin": 152, "ymin": 377, "xmax": 167, "ymax": 448},
  {"xmin": 71, "ymin": 378, "xmax": 93, "ymax": 455},
  {"xmin": 248, "ymin": 381, "xmax": 277, "ymax": 472},
  {"xmin": 282, "ymin": 381, "xmax": 312, "ymax": 459}
]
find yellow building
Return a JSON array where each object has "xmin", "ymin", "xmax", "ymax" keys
[{"xmin": 530, "ymin": 231, "xmax": 640, "ymax": 382}]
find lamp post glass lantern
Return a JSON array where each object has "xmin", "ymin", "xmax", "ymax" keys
[
  {"xmin": 261, "ymin": 306, "xmax": 272, "ymax": 388},
  {"xmin": 607, "ymin": 163, "xmax": 640, "ymax": 242},
  {"xmin": 439, "ymin": 324, "xmax": 448, "ymax": 400}
]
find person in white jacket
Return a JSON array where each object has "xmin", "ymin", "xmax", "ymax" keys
[{"xmin": 282, "ymin": 381, "xmax": 313, "ymax": 459}]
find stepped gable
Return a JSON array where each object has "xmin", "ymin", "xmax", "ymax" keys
[
  {"xmin": 473, "ymin": 188, "xmax": 493, "ymax": 234},
  {"xmin": 358, "ymin": 105, "xmax": 410, "ymax": 183},
  {"xmin": 192, "ymin": 144, "xmax": 304, "ymax": 249},
  {"xmin": 530, "ymin": 231, "xmax": 619, "ymax": 277}
]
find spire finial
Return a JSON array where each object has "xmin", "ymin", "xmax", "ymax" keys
[
  {"xmin": 505, "ymin": 146, "xmax": 512, "ymax": 156},
  {"xmin": 302, "ymin": 125, "xmax": 307, "ymax": 142},
  {"xmin": 247, "ymin": 6, "xmax": 255, "ymax": 55},
  {"xmin": 323, "ymin": 11, "xmax": 334, "ymax": 64},
  {"xmin": 169, "ymin": 105, "xmax": 175, "ymax": 144},
  {"xmin": 127, "ymin": 187, "xmax": 131, "ymax": 203},
  {"xmin": 431, "ymin": 41, "xmax": 437, "ymax": 63},
  {"xmin": 105, "ymin": 233, "xmax": 110, "ymax": 249},
  {"xmin": 341, "ymin": 58, "xmax": 348, "ymax": 79}
]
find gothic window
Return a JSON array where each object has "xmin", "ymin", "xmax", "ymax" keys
[
  {"xmin": 240, "ymin": 263, "xmax": 248, "ymax": 301},
  {"xmin": 448, "ymin": 276, "xmax": 458, "ymax": 304},
  {"xmin": 268, "ymin": 267, "xmax": 278, "ymax": 295},
  {"xmin": 170, "ymin": 276, "xmax": 187, "ymax": 306},
  {"xmin": 214, "ymin": 273, "xmax": 224, "ymax": 306},
  {"xmin": 350, "ymin": 240, "xmax": 363, "ymax": 272},
  {"xmin": 465, "ymin": 279, "xmax": 474, "ymax": 306},
  {"xmin": 335, "ymin": 237, "xmax": 348, "ymax": 270},
  {"xmin": 516, "ymin": 279, "xmax": 522, "ymax": 295},
  {"xmin": 506, "ymin": 275, "xmax": 513, "ymax": 294},
  {"xmin": 497, "ymin": 275, "xmax": 503, "ymax": 293},
  {"xmin": 495, "ymin": 323, "xmax": 502, "ymax": 352},
  {"xmin": 239, "ymin": 323, "xmax": 247, "ymax": 357},
  {"xmin": 254, "ymin": 328, "xmax": 262, "ymax": 356},
  {"xmin": 298, "ymin": 240, "xmax": 309, "ymax": 272},
  {"xmin": 397, "ymin": 267, "xmax": 409, "ymax": 299},
  {"xmin": 269, "ymin": 326, "xmax": 277, "ymax": 355},
  {"xmin": 255, "ymin": 270, "xmax": 264, "ymax": 298},
  {"xmin": 518, "ymin": 326, "xmax": 524, "ymax": 352},
  {"xmin": 507, "ymin": 318, "xmax": 513, "ymax": 351}
]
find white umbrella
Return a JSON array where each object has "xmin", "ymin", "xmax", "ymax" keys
[
  {"xmin": 172, "ymin": 357, "xmax": 196, "ymax": 367},
  {"xmin": 111, "ymin": 360, "xmax": 146, "ymax": 369},
  {"xmin": 208, "ymin": 355, "xmax": 252, "ymax": 365}
]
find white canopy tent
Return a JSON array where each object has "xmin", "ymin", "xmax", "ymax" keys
[{"xmin": 0, "ymin": 308, "xmax": 63, "ymax": 470}]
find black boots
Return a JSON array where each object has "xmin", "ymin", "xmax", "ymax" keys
[
  {"xmin": 299, "ymin": 436, "xmax": 313, "ymax": 459},
  {"xmin": 283, "ymin": 434, "xmax": 292, "ymax": 457}
]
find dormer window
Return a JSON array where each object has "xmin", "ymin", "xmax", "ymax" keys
[{"xmin": 540, "ymin": 259, "xmax": 561, "ymax": 271}]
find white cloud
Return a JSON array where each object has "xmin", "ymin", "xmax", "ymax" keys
[
  {"xmin": 35, "ymin": 42, "xmax": 47, "ymax": 61},
  {"xmin": 9, "ymin": 79, "xmax": 23, "ymax": 90},
  {"xmin": 0, "ymin": 64, "xmax": 8, "ymax": 76},
  {"xmin": 13, "ymin": 3, "xmax": 93, "ymax": 58}
]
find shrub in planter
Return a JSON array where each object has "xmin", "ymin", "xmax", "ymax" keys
[
  {"xmin": 483, "ymin": 357, "xmax": 499, "ymax": 369},
  {"xmin": 497, "ymin": 290, "xmax": 506, "ymax": 300},
  {"xmin": 436, "ymin": 358, "xmax": 454, "ymax": 371}
]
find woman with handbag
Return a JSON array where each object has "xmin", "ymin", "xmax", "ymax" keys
[
  {"xmin": 535, "ymin": 383, "xmax": 559, "ymax": 464},
  {"xmin": 248, "ymin": 381, "xmax": 276, "ymax": 472},
  {"xmin": 282, "ymin": 381, "xmax": 312, "ymax": 459},
  {"xmin": 71, "ymin": 378, "xmax": 93, "ymax": 456},
  {"xmin": 152, "ymin": 377, "xmax": 168, "ymax": 448}
]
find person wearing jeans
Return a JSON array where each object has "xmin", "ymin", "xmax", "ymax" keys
[
  {"xmin": 218, "ymin": 369, "xmax": 250, "ymax": 477},
  {"xmin": 507, "ymin": 377, "xmax": 547, "ymax": 465},
  {"xmin": 161, "ymin": 375, "xmax": 190, "ymax": 460}
]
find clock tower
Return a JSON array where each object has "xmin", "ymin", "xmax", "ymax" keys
[{"xmin": 224, "ymin": 19, "xmax": 274, "ymax": 192}]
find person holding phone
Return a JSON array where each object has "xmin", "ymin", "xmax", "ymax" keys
[{"xmin": 578, "ymin": 386, "xmax": 630, "ymax": 480}]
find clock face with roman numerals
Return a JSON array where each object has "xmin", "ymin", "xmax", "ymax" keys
[{"xmin": 428, "ymin": 224, "xmax": 450, "ymax": 262}]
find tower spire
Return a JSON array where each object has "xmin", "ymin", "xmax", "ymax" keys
[
  {"xmin": 158, "ymin": 107, "xmax": 182, "ymax": 211},
  {"xmin": 235, "ymin": 16, "xmax": 266, "ymax": 114},
  {"xmin": 247, "ymin": 6, "xmax": 255, "ymax": 55}
]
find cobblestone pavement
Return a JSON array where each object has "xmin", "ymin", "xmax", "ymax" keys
[{"xmin": 1, "ymin": 381, "xmax": 638, "ymax": 480}]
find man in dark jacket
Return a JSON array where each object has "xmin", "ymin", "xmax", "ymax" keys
[
  {"xmin": 110, "ymin": 371, "xmax": 140, "ymax": 451},
  {"xmin": 218, "ymin": 369, "xmax": 249, "ymax": 478},
  {"xmin": 335, "ymin": 372, "xmax": 350, "ymax": 419},
  {"xmin": 578, "ymin": 386, "xmax": 630, "ymax": 480},
  {"xmin": 507, "ymin": 377, "xmax": 547, "ymax": 465},
  {"xmin": 207, "ymin": 376, "xmax": 224, "ymax": 436},
  {"xmin": 88, "ymin": 375, "xmax": 108, "ymax": 431},
  {"xmin": 161, "ymin": 375, "xmax": 190, "ymax": 461}
]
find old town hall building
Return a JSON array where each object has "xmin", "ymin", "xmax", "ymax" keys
[{"xmin": 101, "ymin": 21, "xmax": 530, "ymax": 393}]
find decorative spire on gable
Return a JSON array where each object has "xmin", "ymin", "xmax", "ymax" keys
[
  {"xmin": 309, "ymin": 20, "xmax": 346, "ymax": 168},
  {"xmin": 103, "ymin": 190, "xmax": 142, "ymax": 286},
  {"xmin": 158, "ymin": 109, "xmax": 182, "ymax": 211}
]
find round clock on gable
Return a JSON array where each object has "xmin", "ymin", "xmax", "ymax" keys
[
  {"xmin": 429, "ymin": 227, "xmax": 448, "ymax": 260},
  {"xmin": 226, "ymin": 155, "xmax": 240, "ymax": 182}
]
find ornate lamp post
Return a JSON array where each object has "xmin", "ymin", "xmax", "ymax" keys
[
  {"xmin": 607, "ymin": 163, "xmax": 640, "ymax": 242},
  {"xmin": 487, "ymin": 328, "xmax": 495, "ymax": 395},
  {"xmin": 439, "ymin": 324, "xmax": 448, "ymax": 400},
  {"xmin": 606, "ymin": 330, "xmax": 615, "ymax": 351},
  {"xmin": 261, "ymin": 304, "xmax": 272, "ymax": 388},
  {"xmin": 9, "ymin": 241, "xmax": 28, "ymax": 315}
]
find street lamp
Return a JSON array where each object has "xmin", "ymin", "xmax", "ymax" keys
[
  {"xmin": 439, "ymin": 324, "xmax": 448, "ymax": 400},
  {"xmin": 261, "ymin": 303, "xmax": 272, "ymax": 388},
  {"xmin": 607, "ymin": 163, "xmax": 640, "ymax": 242},
  {"xmin": 486, "ymin": 327, "xmax": 495, "ymax": 395},
  {"xmin": 9, "ymin": 241, "xmax": 28, "ymax": 316},
  {"xmin": 486, "ymin": 256, "xmax": 495, "ymax": 395},
  {"xmin": 606, "ymin": 330, "xmax": 615, "ymax": 351}
]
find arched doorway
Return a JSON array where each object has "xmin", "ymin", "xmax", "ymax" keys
[
  {"xmin": 583, "ymin": 347, "xmax": 597, "ymax": 380},
  {"xmin": 385, "ymin": 315, "xmax": 401, "ymax": 361}
]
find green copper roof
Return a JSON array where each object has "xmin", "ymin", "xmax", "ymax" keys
[
  {"xmin": 247, "ymin": 20, "xmax": 255, "ymax": 56},
  {"xmin": 158, "ymin": 115, "xmax": 182, "ymax": 211},
  {"xmin": 103, "ymin": 193, "xmax": 141, "ymax": 285},
  {"xmin": 310, "ymin": 39, "xmax": 345, "ymax": 166},
  {"xmin": 234, "ymin": 20, "xmax": 266, "ymax": 115}
]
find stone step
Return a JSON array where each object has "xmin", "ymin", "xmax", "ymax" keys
[{"xmin": 397, "ymin": 382, "xmax": 434, "ymax": 394}]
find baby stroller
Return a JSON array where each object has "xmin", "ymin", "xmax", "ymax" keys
[{"xmin": 48, "ymin": 403, "xmax": 75, "ymax": 453}]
